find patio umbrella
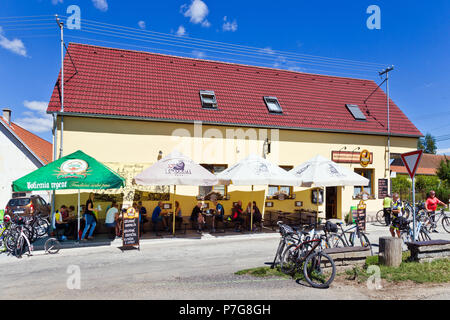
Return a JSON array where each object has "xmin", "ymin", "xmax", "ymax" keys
[
  {"xmin": 289, "ymin": 155, "xmax": 369, "ymax": 187},
  {"xmin": 216, "ymin": 154, "xmax": 301, "ymax": 231},
  {"xmin": 13, "ymin": 150, "xmax": 125, "ymax": 240},
  {"xmin": 289, "ymin": 154, "xmax": 369, "ymax": 218},
  {"xmin": 133, "ymin": 150, "xmax": 218, "ymax": 235}
]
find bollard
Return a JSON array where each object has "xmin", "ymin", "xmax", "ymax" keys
[{"xmin": 379, "ymin": 236, "xmax": 402, "ymax": 267}]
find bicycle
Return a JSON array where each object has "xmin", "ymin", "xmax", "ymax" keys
[
  {"xmin": 12, "ymin": 218, "xmax": 33, "ymax": 258},
  {"xmin": 280, "ymin": 234, "xmax": 336, "ymax": 288},
  {"xmin": 418, "ymin": 208, "xmax": 449, "ymax": 233},
  {"xmin": 400, "ymin": 218, "xmax": 431, "ymax": 249},
  {"xmin": 325, "ymin": 218, "xmax": 373, "ymax": 255},
  {"xmin": 270, "ymin": 221, "xmax": 300, "ymax": 269}
]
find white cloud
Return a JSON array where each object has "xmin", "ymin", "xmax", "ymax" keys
[
  {"xmin": 437, "ymin": 148, "xmax": 450, "ymax": 155},
  {"xmin": 15, "ymin": 100, "xmax": 53, "ymax": 133},
  {"xmin": 222, "ymin": 16, "xmax": 237, "ymax": 32},
  {"xmin": 192, "ymin": 50, "xmax": 206, "ymax": 59},
  {"xmin": 0, "ymin": 27, "xmax": 27, "ymax": 57},
  {"xmin": 92, "ymin": 0, "xmax": 108, "ymax": 12},
  {"xmin": 138, "ymin": 21, "xmax": 146, "ymax": 29},
  {"xmin": 260, "ymin": 47, "xmax": 275, "ymax": 55},
  {"xmin": 181, "ymin": 0, "xmax": 210, "ymax": 27},
  {"xmin": 176, "ymin": 25, "xmax": 187, "ymax": 36}
]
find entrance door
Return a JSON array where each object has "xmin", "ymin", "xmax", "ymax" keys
[{"xmin": 325, "ymin": 187, "xmax": 337, "ymax": 219}]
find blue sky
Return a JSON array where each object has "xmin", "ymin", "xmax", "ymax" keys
[{"xmin": 0, "ymin": 0, "xmax": 449, "ymax": 154}]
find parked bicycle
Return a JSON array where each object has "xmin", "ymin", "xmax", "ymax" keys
[
  {"xmin": 280, "ymin": 233, "xmax": 336, "ymax": 288},
  {"xmin": 417, "ymin": 208, "xmax": 449, "ymax": 233},
  {"xmin": 323, "ymin": 218, "xmax": 373, "ymax": 255}
]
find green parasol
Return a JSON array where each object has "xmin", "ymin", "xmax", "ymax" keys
[
  {"xmin": 13, "ymin": 150, "xmax": 125, "ymax": 191},
  {"xmin": 13, "ymin": 150, "xmax": 125, "ymax": 240}
]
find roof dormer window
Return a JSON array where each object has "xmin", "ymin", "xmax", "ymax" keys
[
  {"xmin": 264, "ymin": 96, "xmax": 282, "ymax": 113},
  {"xmin": 346, "ymin": 104, "xmax": 366, "ymax": 120},
  {"xmin": 200, "ymin": 90, "xmax": 218, "ymax": 109}
]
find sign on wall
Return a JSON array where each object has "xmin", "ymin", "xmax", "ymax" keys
[{"xmin": 331, "ymin": 151, "xmax": 373, "ymax": 165}]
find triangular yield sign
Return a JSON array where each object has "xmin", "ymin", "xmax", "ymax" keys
[{"xmin": 400, "ymin": 150, "xmax": 423, "ymax": 178}]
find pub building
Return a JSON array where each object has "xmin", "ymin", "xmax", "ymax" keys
[{"xmin": 47, "ymin": 43, "xmax": 421, "ymax": 228}]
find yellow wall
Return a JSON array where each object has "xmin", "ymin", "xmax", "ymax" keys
[{"xmin": 55, "ymin": 116, "xmax": 418, "ymax": 221}]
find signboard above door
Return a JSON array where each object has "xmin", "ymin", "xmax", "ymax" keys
[{"xmin": 331, "ymin": 151, "xmax": 373, "ymax": 165}]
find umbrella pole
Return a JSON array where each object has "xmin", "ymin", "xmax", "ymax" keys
[
  {"xmin": 250, "ymin": 185, "xmax": 254, "ymax": 231},
  {"xmin": 172, "ymin": 185, "xmax": 176, "ymax": 236},
  {"xmin": 77, "ymin": 189, "xmax": 80, "ymax": 241},
  {"xmin": 261, "ymin": 187, "xmax": 267, "ymax": 230}
]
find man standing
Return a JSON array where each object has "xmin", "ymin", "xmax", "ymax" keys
[
  {"xmin": 389, "ymin": 193, "xmax": 404, "ymax": 238},
  {"xmin": 138, "ymin": 201, "xmax": 148, "ymax": 236},
  {"xmin": 382, "ymin": 194, "xmax": 392, "ymax": 226}
]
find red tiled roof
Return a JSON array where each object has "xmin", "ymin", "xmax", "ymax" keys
[
  {"xmin": 47, "ymin": 43, "xmax": 422, "ymax": 137},
  {"xmin": 391, "ymin": 153, "xmax": 448, "ymax": 176},
  {"xmin": 0, "ymin": 117, "xmax": 52, "ymax": 164}
]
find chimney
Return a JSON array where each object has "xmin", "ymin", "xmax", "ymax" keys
[{"xmin": 2, "ymin": 108, "xmax": 11, "ymax": 125}]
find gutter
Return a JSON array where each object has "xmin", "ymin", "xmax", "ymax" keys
[{"xmin": 47, "ymin": 111, "xmax": 423, "ymax": 139}]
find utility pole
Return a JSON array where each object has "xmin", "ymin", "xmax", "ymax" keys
[
  {"xmin": 379, "ymin": 66, "xmax": 394, "ymax": 191},
  {"xmin": 56, "ymin": 15, "xmax": 64, "ymax": 159}
]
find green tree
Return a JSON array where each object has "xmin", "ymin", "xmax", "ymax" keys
[
  {"xmin": 418, "ymin": 133, "xmax": 437, "ymax": 154},
  {"xmin": 414, "ymin": 175, "xmax": 440, "ymax": 200},
  {"xmin": 436, "ymin": 156, "xmax": 450, "ymax": 186},
  {"xmin": 391, "ymin": 175, "xmax": 411, "ymax": 200}
]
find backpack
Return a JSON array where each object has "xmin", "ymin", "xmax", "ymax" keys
[{"xmin": 325, "ymin": 221, "xmax": 338, "ymax": 233}]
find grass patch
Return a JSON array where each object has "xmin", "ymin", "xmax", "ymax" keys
[
  {"xmin": 345, "ymin": 252, "xmax": 450, "ymax": 284},
  {"xmin": 235, "ymin": 266, "xmax": 295, "ymax": 279}
]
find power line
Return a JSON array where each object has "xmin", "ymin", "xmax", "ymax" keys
[
  {"xmin": 64, "ymin": 34, "xmax": 379, "ymax": 80},
  {"xmin": 58, "ymin": 15, "xmax": 386, "ymax": 69}
]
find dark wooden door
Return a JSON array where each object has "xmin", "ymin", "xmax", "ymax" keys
[{"xmin": 325, "ymin": 187, "xmax": 337, "ymax": 219}]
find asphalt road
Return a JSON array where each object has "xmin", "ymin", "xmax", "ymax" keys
[{"xmin": 0, "ymin": 222, "xmax": 449, "ymax": 300}]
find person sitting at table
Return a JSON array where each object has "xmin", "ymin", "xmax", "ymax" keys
[
  {"xmin": 190, "ymin": 202, "xmax": 203, "ymax": 233},
  {"xmin": 231, "ymin": 200, "xmax": 244, "ymax": 232},
  {"xmin": 211, "ymin": 200, "xmax": 224, "ymax": 232},
  {"xmin": 65, "ymin": 205, "xmax": 77, "ymax": 239},
  {"xmin": 138, "ymin": 201, "xmax": 149, "ymax": 236},
  {"xmin": 54, "ymin": 205, "xmax": 69, "ymax": 240},
  {"xmin": 251, "ymin": 201, "xmax": 263, "ymax": 232},
  {"xmin": 152, "ymin": 201, "xmax": 168, "ymax": 236},
  {"xmin": 105, "ymin": 203, "xmax": 120, "ymax": 239},
  {"xmin": 174, "ymin": 201, "xmax": 183, "ymax": 229}
]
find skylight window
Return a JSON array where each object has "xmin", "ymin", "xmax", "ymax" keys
[
  {"xmin": 200, "ymin": 90, "xmax": 217, "ymax": 109},
  {"xmin": 346, "ymin": 104, "xmax": 366, "ymax": 120},
  {"xmin": 264, "ymin": 96, "xmax": 282, "ymax": 113}
]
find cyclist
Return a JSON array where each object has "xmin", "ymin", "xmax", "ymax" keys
[
  {"xmin": 425, "ymin": 190, "xmax": 447, "ymax": 232},
  {"xmin": 389, "ymin": 193, "xmax": 404, "ymax": 238},
  {"xmin": 382, "ymin": 194, "xmax": 392, "ymax": 226}
]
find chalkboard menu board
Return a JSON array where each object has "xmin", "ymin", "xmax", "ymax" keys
[
  {"xmin": 122, "ymin": 207, "xmax": 140, "ymax": 248},
  {"xmin": 352, "ymin": 200, "xmax": 367, "ymax": 231},
  {"xmin": 378, "ymin": 179, "xmax": 389, "ymax": 199}
]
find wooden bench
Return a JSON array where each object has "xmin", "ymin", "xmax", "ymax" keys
[
  {"xmin": 323, "ymin": 246, "xmax": 371, "ymax": 270},
  {"xmin": 406, "ymin": 240, "xmax": 450, "ymax": 262}
]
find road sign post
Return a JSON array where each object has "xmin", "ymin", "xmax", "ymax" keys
[{"xmin": 400, "ymin": 150, "xmax": 423, "ymax": 241}]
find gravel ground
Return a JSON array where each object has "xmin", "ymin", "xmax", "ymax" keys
[{"xmin": 0, "ymin": 221, "xmax": 448, "ymax": 300}]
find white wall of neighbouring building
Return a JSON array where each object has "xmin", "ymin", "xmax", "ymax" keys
[{"xmin": 0, "ymin": 128, "xmax": 49, "ymax": 210}]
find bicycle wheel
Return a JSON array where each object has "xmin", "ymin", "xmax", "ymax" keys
[
  {"xmin": 5, "ymin": 230, "xmax": 18, "ymax": 253},
  {"xmin": 280, "ymin": 244, "xmax": 299, "ymax": 275},
  {"xmin": 303, "ymin": 251, "xmax": 336, "ymax": 289},
  {"xmin": 270, "ymin": 240, "xmax": 285, "ymax": 269},
  {"xmin": 418, "ymin": 229, "xmax": 431, "ymax": 241},
  {"xmin": 44, "ymin": 238, "xmax": 60, "ymax": 254},
  {"xmin": 376, "ymin": 210, "xmax": 385, "ymax": 225},
  {"xmin": 14, "ymin": 236, "xmax": 25, "ymax": 258},
  {"xmin": 442, "ymin": 216, "xmax": 450, "ymax": 233},
  {"xmin": 358, "ymin": 233, "xmax": 373, "ymax": 255},
  {"xmin": 326, "ymin": 233, "xmax": 346, "ymax": 248},
  {"xmin": 34, "ymin": 217, "xmax": 49, "ymax": 237}
]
